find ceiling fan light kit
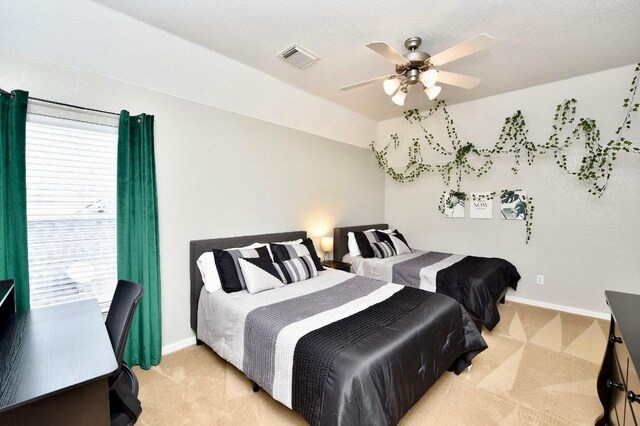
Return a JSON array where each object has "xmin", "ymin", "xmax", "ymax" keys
[
  {"xmin": 341, "ymin": 34, "xmax": 494, "ymax": 106},
  {"xmin": 383, "ymin": 77, "xmax": 401, "ymax": 96},
  {"xmin": 419, "ymin": 69, "xmax": 439, "ymax": 87},
  {"xmin": 424, "ymin": 85, "xmax": 442, "ymax": 101},
  {"xmin": 391, "ymin": 87, "xmax": 408, "ymax": 106}
]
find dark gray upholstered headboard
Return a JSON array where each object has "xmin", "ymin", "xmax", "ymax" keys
[
  {"xmin": 190, "ymin": 230, "xmax": 307, "ymax": 333},
  {"xmin": 333, "ymin": 224, "xmax": 388, "ymax": 262}
]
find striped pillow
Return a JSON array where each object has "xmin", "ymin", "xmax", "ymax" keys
[
  {"xmin": 270, "ymin": 238, "xmax": 325, "ymax": 271},
  {"xmin": 274, "ymin": 255, "xmax": 319, "ymax": 284},
  {"xmin": 371, "ymin": 241, "xmax": 396, "ymax": 259},
  {"xmin": 353, "ymin": 230, "xmax": 383, "ymax": 258}
]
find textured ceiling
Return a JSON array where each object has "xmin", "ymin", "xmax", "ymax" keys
[{"xmin": 93, "ymin": 0, "xmax": 640, "ymax": 121}]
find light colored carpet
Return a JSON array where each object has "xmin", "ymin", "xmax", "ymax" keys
[{"xmin": 133, "ymin": 301, "xmax": 608, "ymax": 425}]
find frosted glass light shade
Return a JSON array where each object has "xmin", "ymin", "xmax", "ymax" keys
[
  {"xmin": 419, "ymin": 69, "xmax": 439, "ymax": 87},
  {"xmin": 320, "ymin": 237, "xmax": 334, "ymax": 253},
  {"xmin": 391, "ymin": 88, "xmax": 407, "ymax": 106},
  {"xmin": 383, "ymin": 77, "xmax": 401, "ymax": 95},
  {"xmin": 424, "ymin": 85, "xmax": 442, "ymax": 100}
]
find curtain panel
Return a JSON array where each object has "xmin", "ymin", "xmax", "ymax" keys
[
  {"xmin": 0, "ymin": 90, "xmax": 30, "ymax": 312},
  {"xmin": 117, "ymin": 111, "xmax": 162, "ymax": 369}
]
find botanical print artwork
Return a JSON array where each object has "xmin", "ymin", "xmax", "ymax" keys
[
  {"xmin": 500, "ymin": 190, "xmax": 527, "ymax": 220},
  {"xmin": 444, "ymin": 191, "xmax": 466, "ymax": 218},
  {"xmin": 470, "ymin": 192, "xmax": 493, "ymax": 219}
]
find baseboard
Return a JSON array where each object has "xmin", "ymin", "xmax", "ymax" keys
[
  {"xmin": 505, "ymin": 294, "xmax": 609, "ymax": 320},
  {"xmin": 162, "ymin": 336, "xmax": 197, "ymax": 355}
]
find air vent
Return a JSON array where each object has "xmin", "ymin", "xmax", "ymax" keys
[{"xmin": 278, "ymin": 44, "xmax": 319, "ymax": 69}]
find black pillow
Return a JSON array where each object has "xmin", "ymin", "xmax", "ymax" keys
[
  {"xmin": 374, "ymin": 230, "xmax": 393, "ymax": 244},
  {"xmin": 213, "ymin": 245, "xmax": 271, "ymax": 293},
  {"xmin": 353, "ymin": 231, "xmax": 375, "ymax": 258},
  {"xmin": 270, "ymin": 238, "xmax": 325, "ymax": 271},
  {"xmin": 213, "ymin": 249, "xmax": 242, "ymax": 293}
]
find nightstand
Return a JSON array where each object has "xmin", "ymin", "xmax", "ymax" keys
[{"xmin": 321, "ymin": 260, "xmax": 351, "ymax": 273}]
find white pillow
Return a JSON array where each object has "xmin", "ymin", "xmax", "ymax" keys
[
  {"xmin": 197, "ymin": 242, "xmax": 269, "ymax": 293},
  {"xmin": 347, "ymin": 232, "xmax": 361, "ymax": 257},
  {"xmin": 273, "ymin": 239, "xmax": 303, "ymax": 245},
  {"xmin": 390, "ymin": 234, "xmax": 412, "ymax": 255},
  {"xmin": 197, "ymin": 252, "xmax": 220, "ymax": 292},
  {"xmin": 238, "ymin": 258, "xmax": 283, "ymax": 294},
  {"xmin": 347, "ymin": 229, "xmax": 392, "ymax": 257}
]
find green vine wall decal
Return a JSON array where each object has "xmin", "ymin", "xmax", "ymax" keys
[{"xmin": 371, "ymin": 64, "xmax": 639, "ymax": 244}]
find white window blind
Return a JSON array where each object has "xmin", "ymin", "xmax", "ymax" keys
[{"xmin": 26, "ymin": 114, "xmax": 118, "ymax": 314}]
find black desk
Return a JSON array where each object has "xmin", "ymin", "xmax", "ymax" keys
[{"xmin": 0, "ymin": 298, "xmax": 118, "ymax": 425}]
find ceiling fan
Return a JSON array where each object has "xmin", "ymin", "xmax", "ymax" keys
[{"xmin": 341, "ymin": 34, "xmax": 494, "ymax": 106}]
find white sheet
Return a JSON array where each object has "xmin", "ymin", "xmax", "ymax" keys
[
  {"xmin": 346, "ymin": 250, "xmax": 469, "ymax": 292},
  {"xmin": 197, "ymin": 268, "xmax": 353, "ymax": 372},
  {"xmin": 346, "ymin": 250, "xmax": 424, "ymax": 283}
]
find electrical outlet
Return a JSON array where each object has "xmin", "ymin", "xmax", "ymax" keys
[{"xmin": 536, "ymin": 275, "xmax": 544, "ymax": 285}]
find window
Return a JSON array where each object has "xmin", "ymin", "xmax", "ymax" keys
[{"xmin": 26, "ymin": 114, "xmax": 118, "ymax": 314}]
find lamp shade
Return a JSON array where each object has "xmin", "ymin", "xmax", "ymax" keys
[
  {"xmin": 320, "ymin": 237, "xmax": 334, "ymax": 253},
  {"xmin": 419, "ymin": 69, "xmax": 439, "ymax": 87},
  {"xmin": 391, "ymin": 87, "xmax": 408, "ymax": 106},
  {"xmin": 383, "ymin": 77, "xmax": 401, "ymax": 96},
  {"xmin": 424, "ymin": 85, "xmax": 442, "ymax": 100}
]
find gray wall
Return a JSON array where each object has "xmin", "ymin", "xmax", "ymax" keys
[
  {"xmin": 377, "ymin": 64, "xmax": 640, "ymax": 316},
  {"xmin": 1, "ymin": 50, "xmax": 386, "ymax": 348}
]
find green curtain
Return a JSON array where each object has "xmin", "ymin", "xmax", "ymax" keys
[
  {"xmin": 0, "ymin": 90, "xmax": 30, "ymax": 312},
  {"xmin": 117, "ymin": 111, "xmax": 161, "ymax": 369}
]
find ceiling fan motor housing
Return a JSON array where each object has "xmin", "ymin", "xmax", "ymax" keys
[
  {"xmin": 396, "ymin": 36, "xmax": 432, "ymax": 76},
  {"xmin": 397, "ymin": 51, "xmax": 432, "ymax": 76}
]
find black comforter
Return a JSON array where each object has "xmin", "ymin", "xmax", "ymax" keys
[
  {"xmin": 392, "ymin": 252, "xmax": 520, "ymax": 330},
  {"xmin": 285, "ymin": 286, "xmax": 486, "ymax": 425}
]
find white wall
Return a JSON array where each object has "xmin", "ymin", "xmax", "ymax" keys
[
  {"xmin": 0, "ymin": 50, "xmax": 386, "ymax": 348},
  {"xmin": 0, "ymin": 0, "xmax": 377, "ymax": 147},
  {"xmin": 377, "ymin": 64, "xmax": 640, "ymax": 316}
]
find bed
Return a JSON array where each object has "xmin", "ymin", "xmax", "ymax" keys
[
  {"xmin": 190, "ymin": 231, "xmax": 487, "ymax": 426},
  {"xmin": 333, "ymin": 224, "xmax": 521, "ymax": 331}
]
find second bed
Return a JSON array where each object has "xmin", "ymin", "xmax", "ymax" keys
[{"xmin": 334, "ymin": 224, "xmax": 521, "ymax": 330}]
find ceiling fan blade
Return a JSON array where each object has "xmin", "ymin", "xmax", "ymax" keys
[
  {"xmin": 366, "ymin": 42, "xmax": 411, "ymax": 67},
  {"xmin": 437, "ymin": 71, "xmax": 482, "ymax": 89},
  {"xmin": 340, "ymin": 75, "xmax": 392, "ymax": 91},
  {"xmin": 428, "ymin": 34, "xmax": 494, "ymax": 67}
]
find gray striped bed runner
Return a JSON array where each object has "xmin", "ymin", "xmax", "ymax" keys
[
  {"xmin": 391, "ymin": 251, "xmax": 452, "ymax": 287},
  {"xmin": 242, "ymin": 275, "xmax": 386, "ymax": 395}
]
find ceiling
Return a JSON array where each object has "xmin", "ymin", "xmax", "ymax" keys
[{"xmin": 93, "ymin": 0, "xmax": 640, "ymax": 121}]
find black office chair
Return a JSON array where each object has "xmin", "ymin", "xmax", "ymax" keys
[
  {"xmin": 0, "ymin": 279, "xmax": 15, "ymax": 321},
  {"xmin": 105, "ymin": 279, "xmax": 144, "ymax": 426}
]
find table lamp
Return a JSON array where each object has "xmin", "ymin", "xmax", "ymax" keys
[{"xmin": 320, "ymin": 237, "xmax": 333, "ymax": 262}]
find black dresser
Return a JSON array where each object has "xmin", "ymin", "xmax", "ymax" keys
[{"xmin": 597, "ymin": 291, "xmax": 640, "ymax": 425}]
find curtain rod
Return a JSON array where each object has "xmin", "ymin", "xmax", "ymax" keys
[
  {"xmin": 0, "ymin": 88, "xmax": 120, "ymax": 117},
  {"xmin": 30, "ymin": 97, "xmax": 120, "ymax": 117}
]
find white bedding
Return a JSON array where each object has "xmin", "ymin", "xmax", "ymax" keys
[
  {"xmin": 347, "ymin": 250, "xmax": 423, "ymax": 283},
  {"xmin": 346, "ymin": 250, "xmax": 465, "ymax": 292},
  {"xmin": 197, "ymin": 268, "xmax": 353, "ymax": 372}
]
